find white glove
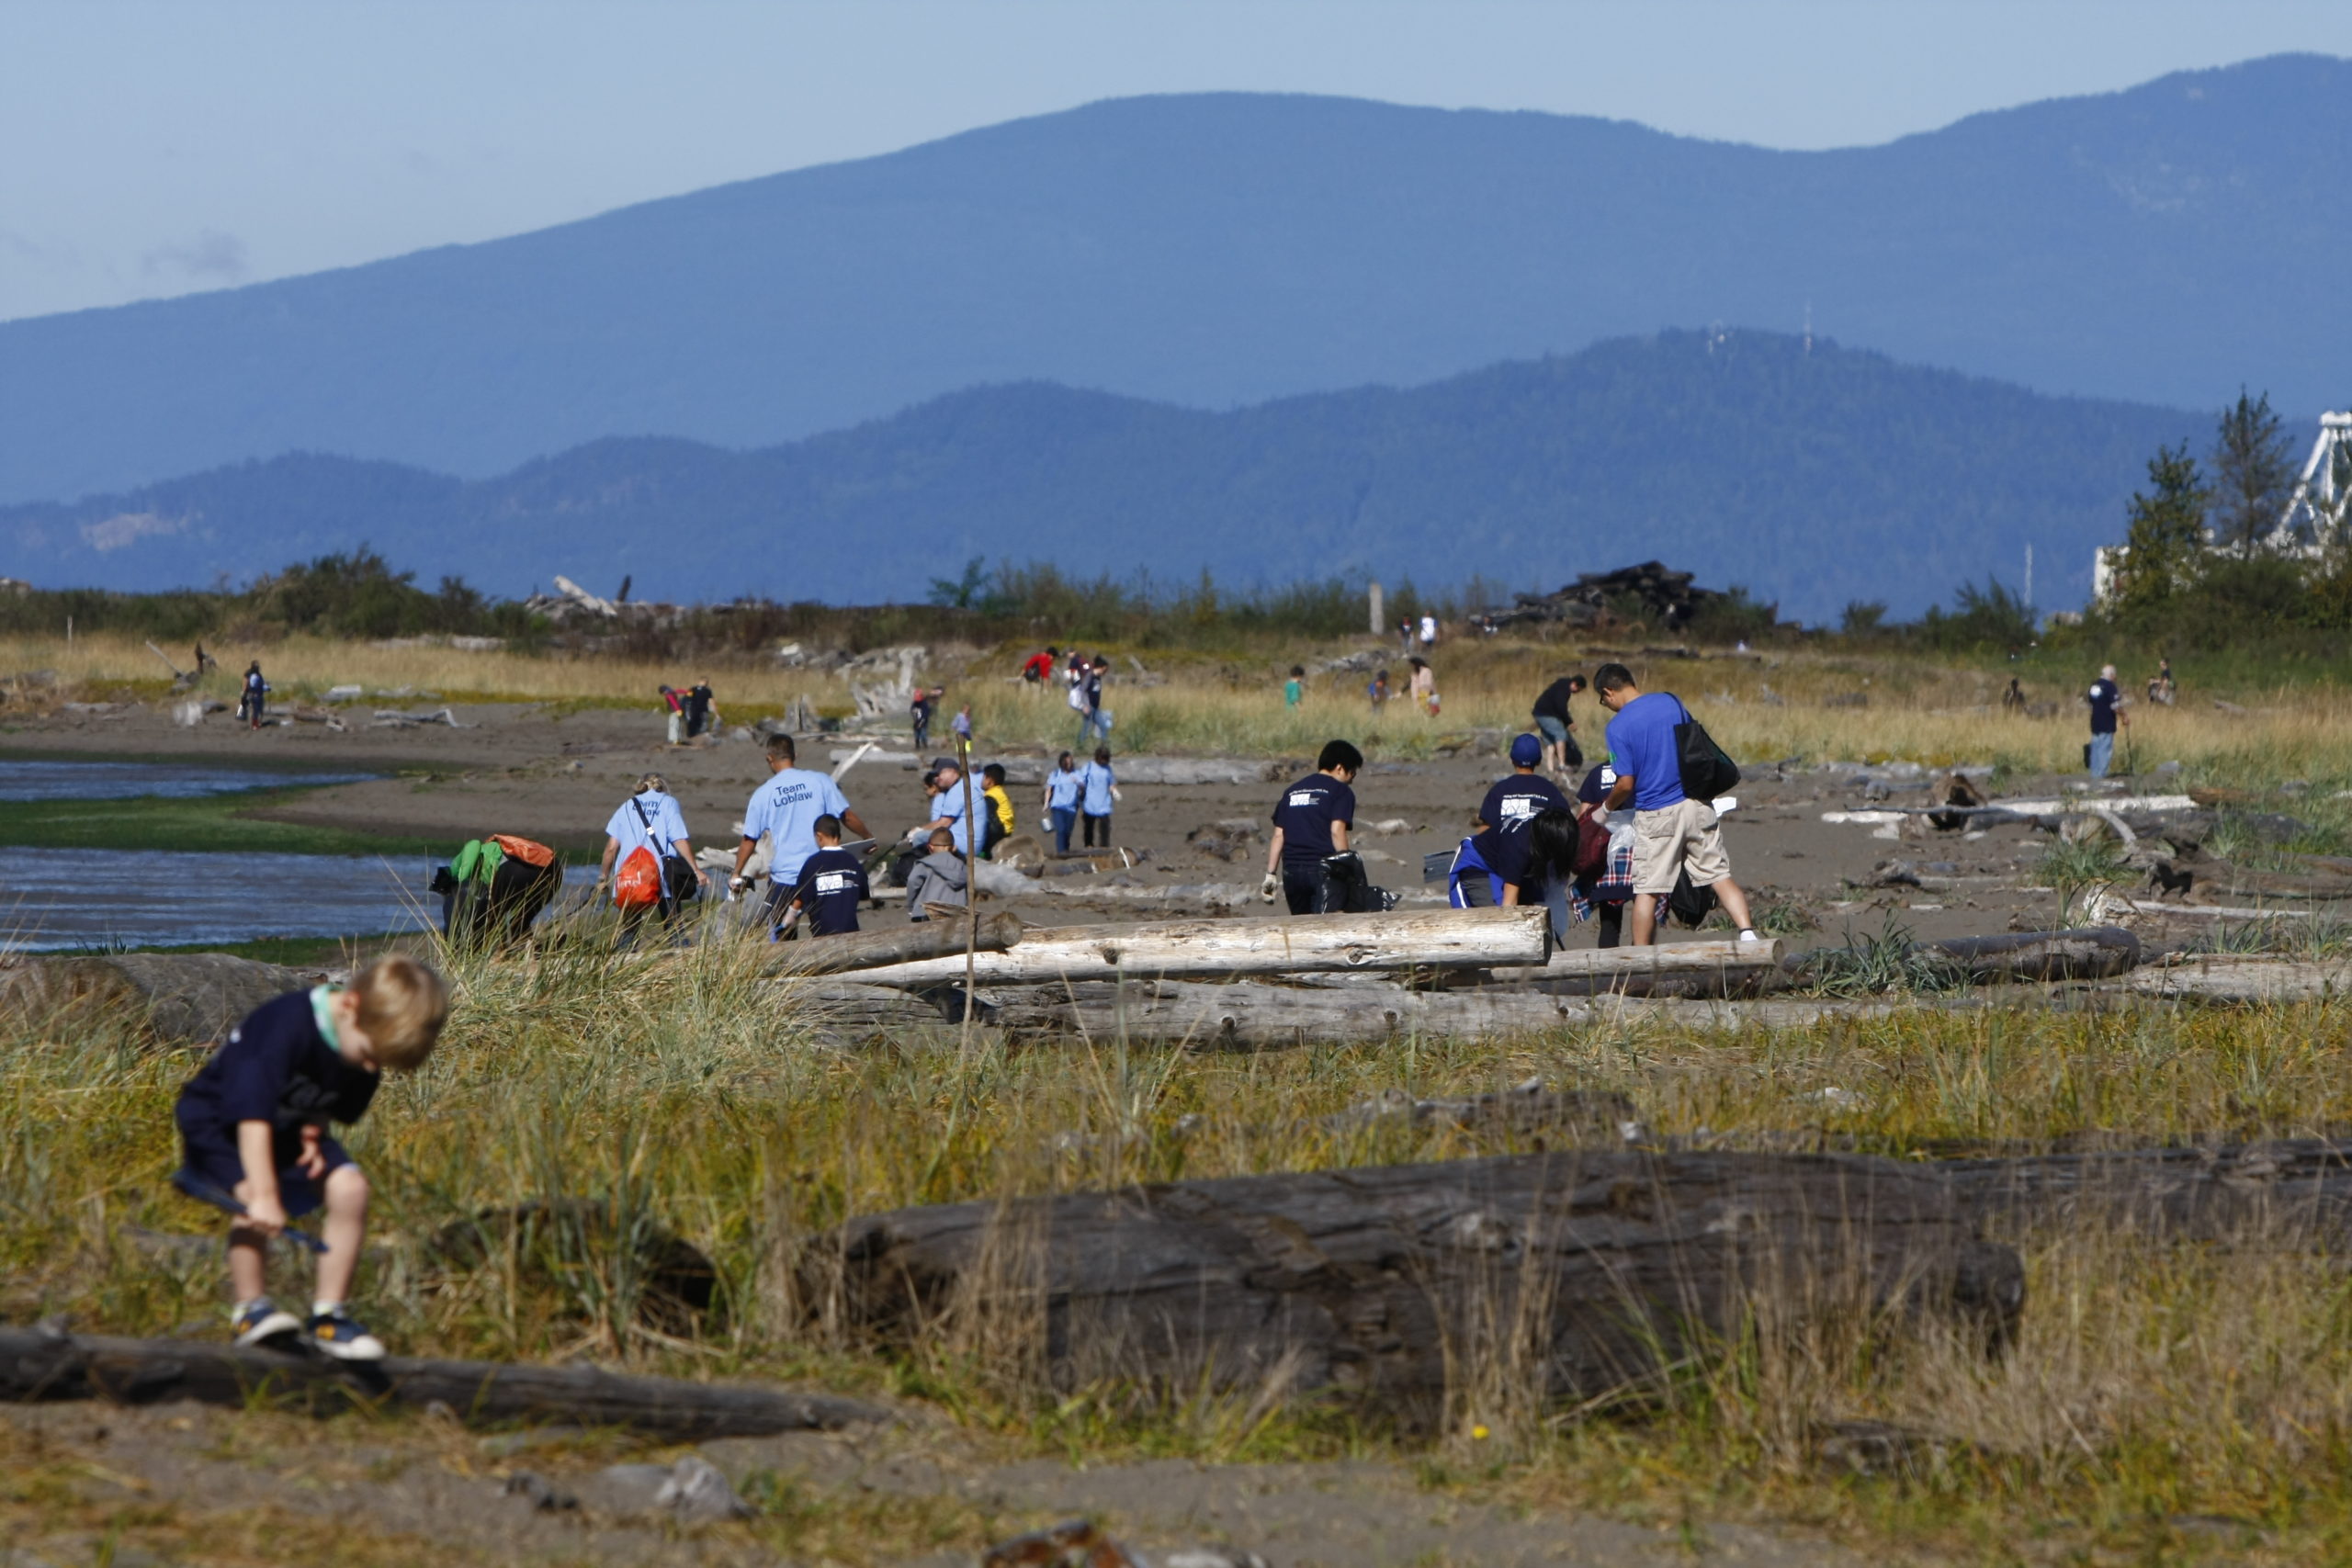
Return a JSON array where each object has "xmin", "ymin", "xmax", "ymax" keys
[{"xmin": 1260, "ymin": 873, "xmax": 1281, "ymax": 903}]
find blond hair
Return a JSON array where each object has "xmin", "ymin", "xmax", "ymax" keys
[{"xmin": 352, "ymin": 954, "xmax": 449, "ymax": 1071}]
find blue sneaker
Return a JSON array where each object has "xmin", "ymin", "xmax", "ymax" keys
[
  {"xmin": 307, "ymin": 1305, "xmax": 386, "ymax": 1362},
  {"xmin": 232, "ymin": 1298, "xmax": 300, "ymax": 1348}
]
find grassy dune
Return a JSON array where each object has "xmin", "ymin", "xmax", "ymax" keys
[{"xmin": 7, "ymin": 928, "xmax": 2352, "ymax": 1560}]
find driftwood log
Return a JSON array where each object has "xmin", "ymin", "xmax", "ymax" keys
[
  {"xmin": 1939, "ymin": 1139, "xmax": 2352, "ymax": 1245},
  {"xmin": 981, "ymin": 976, "xmax": 1884, "ymax": 1047},
  {"xmin": 1919, "ymin": 926, "xmax": 2141, "ymax": 983},
  {"xmin": 792, "ymin": 980, "xmax": 966, "ymax": 1041},
  {"xmin": 846, "ymin": 907, "xmax": 1549, "ymax": 987},
  {"xmin": 0, "ymin": 953, "xmax": 323, "ymax": 1045},
  {"xmin": 823, "ymin": 1150, "xmax": 2022, "ymax": 1415},
  {"xmin": 1485, "ymin": 938, "xmax": 1786, "ymax": 998},
  {"xmin": 0, "ymin": 1324, "xmax": 885, "ymax": 1438},
  {"xmin": 2111, "ymin": 956, "xmax": 2352, "ymax": 1005},
  {"xmin": 773, "ymin": 910, "xmax": 1026, "ymax": 975}
]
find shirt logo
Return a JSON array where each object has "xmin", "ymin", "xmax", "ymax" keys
[
  {"xmin": 815, "ymin": 873, "xmax": 848, "ymax": 895},
  {"xmin": 1286, "ymin": 790, "xmax": 1319, "ymax": 807}
]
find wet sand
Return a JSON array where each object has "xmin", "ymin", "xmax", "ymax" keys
[{"xmin": 0, "ymin": 702, "xmax": 2072, "ymax": 947}]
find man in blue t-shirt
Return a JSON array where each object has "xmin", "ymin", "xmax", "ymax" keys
[
  {"xmin": 731, "ymin": 733, "xmax": 870, "ymax": 922},
  {"xmin": 2085, "ymin": 663, "xmax": 2126, "ymax": 778},
  {"xmin": 1264, "ymin": 739, "xmax": 1361, "ymax": 915},
  {"xmin": 1463, "ymin": 733, "xmax": 1572, "ymax": 905},
  {"xmin": 1594, "ymin": 662, "xmax": 1757, "ymax": 948}
]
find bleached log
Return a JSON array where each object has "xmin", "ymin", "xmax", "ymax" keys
[
  {"xmin": 1487, "ymin": 938, "xmax": 1784, "ymax": 990},
  {"xmin": 842, "ymin": 907, "xmax": 1548, "ymax": 987},
  {"xmin": 1920, "ymin": 927, "xmax": 2141, "ymax": 982},
  {"xmin": 2110, "ymin": 956, "xmax": 2352, "ymax": 1005},
  {"xmin": 985, "ymin": 976, "xmax": 1903, "ymax": 1047}
]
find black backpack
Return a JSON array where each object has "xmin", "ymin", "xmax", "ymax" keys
[{"xmin": 1674, "ymin": 702, "xmax": 1741, "ymax": 801}]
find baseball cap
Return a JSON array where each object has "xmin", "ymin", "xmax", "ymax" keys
[{"xmin": 1509, "ymin": 733, "xmax": 1544, "ymax": 767}]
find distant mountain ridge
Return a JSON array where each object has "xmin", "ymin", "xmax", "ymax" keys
[
  {"xmin": 0, "ymin": 331, "xmax": 2197, "ymax": 621},
  {"xmin": 0, "ymin": 54, "xmax": 2340, "ymax": 507}
]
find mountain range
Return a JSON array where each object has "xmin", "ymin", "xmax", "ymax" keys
[
  {"xmin": 0, "ymin": 54, "xmax": 2342, "ymax": 510},
  {"xmin": 0, "ymin": 330, "xmax": 2196, "ymax": 622}
]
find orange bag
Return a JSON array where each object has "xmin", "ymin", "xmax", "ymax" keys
[
  {"xmin": 490, "ymin": 833, "xmax": 555, "ymax": 868},
  {"xmin": 613, "ymin": 844, "xmax": 663, "ymax": 908}
]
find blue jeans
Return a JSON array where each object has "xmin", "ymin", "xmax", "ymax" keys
[
  {"xmin": 2088, "ymin": 730, "xmax": 2115, "ymax": 778},
  {"xmin": 1050, "ymin": 807, "xmax": 1076, "ymax": 854}
]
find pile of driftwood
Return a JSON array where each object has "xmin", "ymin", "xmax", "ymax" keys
[{"xmin": 1481, "ymin": 561, "xmax": 1729, "ymax": 633}]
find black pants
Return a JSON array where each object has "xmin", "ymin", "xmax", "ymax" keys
[
  {"xmin": 1083, "ymin": 813, "xmax": 1111, "ymax": 847},
  {"xmin": 1283, "ymin": 867, "xmax": 1331, "ymax": 916}
]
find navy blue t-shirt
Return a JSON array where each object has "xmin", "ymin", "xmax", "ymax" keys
[
  {"xmin": 175, "ymin": 989, "xmax": 379, "ymax": 1158},
  {"xmin": 1272, "ymin": 773, "xmax": 1356, "ymax": 867},
  {"xmin": 2086, "ymin": 678, "xmax": 2120, "ymax": 735},
  {"xmin": 788, "ymin": 846, "xmax": 870, "ymax": 936},
  {"xmin": 1472, "ymin": 773, "xmax": 1573, "ymax": 886}
]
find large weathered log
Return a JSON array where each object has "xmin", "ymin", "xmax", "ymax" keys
[
  {"xmin": 984, "ymin": 977, "xmax": 1913, "ymax": 1048},
  {"xmin": 0, "ymin": 1325, "xmax": 885, "ymax": 1438},
  {"xmin": 773, "ymin": 911, "xmax": 1026, "ymax": 975},
  {"xmin": 1937, "ymin": 1139, "xmax": 2352, "ymax": 1245},
  {"xmin": 845, "ymin": 907, "xmax": 1548, "ymax": 987},
  {"xmin": 1919, "ymin": 926, "xmax": 2141, "ymax": 982},
  {"xmin": 0, "ymin": 953, "xmax": 324, "ymax": 1045},
  {"xmin": 822, "ymin": 1151, "xmax": 2022, "ymax": 1415}
]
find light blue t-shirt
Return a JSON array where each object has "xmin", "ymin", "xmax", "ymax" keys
[
  {"xmin": 926, "ymin": 780, "xmax": 972, "ymax": 854},
  {"xmin": 742, "ymin": 766, "xmax": 853, "ymax": 888},
  {"xmin": 1046, "ymin": 766, "xmax": 1083, "ymax": 810},
  {"xmin": 1080, "ymin": 761, "xmax": 1115, "ymax": 816},
  {"xmin": 606, "ymin": 792, "xmax": 689, "ymax": 872},
  {"xmin": 1602, "ymin": 692, "xmax": 1691, "ymax": 813}
]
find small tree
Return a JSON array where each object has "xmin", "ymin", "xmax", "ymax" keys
[
  {"xmin": 2211, "ymin": 389, "xmax": 2295, "ymax": 556},
  {"xmin": 2109, "ymin": 443, "xmax": 2211, "ymax": 615}
]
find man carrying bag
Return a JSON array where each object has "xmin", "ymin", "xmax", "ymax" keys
[{"xmin": 1591, "ymin": 663, "xmax": 1758, "ymax": 949}]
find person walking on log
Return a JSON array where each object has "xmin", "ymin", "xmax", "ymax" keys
[
  {"xmin": 171, "ymin": 954, "xmax": 448, "ymax": 1361},
  {"xmin": 1454, "ymin": 733, "xmax": 1572, "ymax": 908},
  {"xmin": 2086, "ymin": 663, "xmax": 2126, "ymax": 778},
  {"xmin": 1593, "ymin": 663, "xmax": 1758, "ymax": 948},
  {"xmin": 1262, "ymin": 739, "xmax": 1361, "ymax": 915},
  {"xmin": 731, "ymin": 734, "xmax": 870, "ymax": 940},
  {"xmin": 1044, "ymin": 750, "xmax": 1083, "ymax": 855},
  {"xmin": 1532, "ymin": 672, "xmax": 1587, "ymax": 778}
]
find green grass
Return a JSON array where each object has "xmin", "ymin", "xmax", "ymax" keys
[{"xmin": 0, "ymin": 786, "xmax": 444, "ymax": 856}]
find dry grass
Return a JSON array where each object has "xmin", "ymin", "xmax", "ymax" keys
[
  {"xmin": 21, "ymin": 629, "xmax": 2352, "ymax": 785},
  {"xmin": 9, "ymin": 930, "xmax": 2352, "ymax": 1558}
]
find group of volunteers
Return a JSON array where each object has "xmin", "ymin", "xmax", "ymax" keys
[
  {"xmin": 1442, "ymin": 661, "xmax": 1758, "ymax": 949},
  {"xmin": 1018, "ymin": 646, "xmax": 1116, "ymax": 748}
]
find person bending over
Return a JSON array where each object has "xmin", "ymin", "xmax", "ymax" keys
[{"xmin": 172, "ymin": 955, "xmax": 448, "ymax": 1361}]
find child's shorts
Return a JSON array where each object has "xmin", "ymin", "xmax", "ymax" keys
[{"xmin": 175, "ymin": 1117, "xmax": 352, "ymax": 1219}]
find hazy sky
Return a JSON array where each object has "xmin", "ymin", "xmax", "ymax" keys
[{"xmin": 6, "ymin": 1, "xmax": 2349, "ymax": 324}]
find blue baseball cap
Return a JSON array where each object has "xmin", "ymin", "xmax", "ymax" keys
[{"xmin": 1510, "ymin": 733, "xmax": 1544, "ymax": 767}]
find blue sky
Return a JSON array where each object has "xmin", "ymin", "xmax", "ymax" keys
[{"xmin": 6, "ymin": 0, "xmax": 2350, "ymax": 324}]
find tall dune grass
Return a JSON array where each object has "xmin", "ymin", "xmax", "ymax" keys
[{"xmin": 8, "ymin": 939, "xmax": 2352, "ymax": 1555}]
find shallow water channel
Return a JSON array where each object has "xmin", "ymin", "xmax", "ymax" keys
[{"xmin": 0, "ymin": 759, "xmax": 589, "ymax": 951}]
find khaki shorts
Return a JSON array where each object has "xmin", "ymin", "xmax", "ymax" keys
[{"xmin": 1631, "ymin": 797, "xmax": 1729, "ymax": 896}]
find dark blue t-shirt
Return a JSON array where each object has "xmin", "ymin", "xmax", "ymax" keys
[
  {"xmin": 2087, "ymin": 678, "xmax": 2119, "ymax": 735},
  {"xmin": 175, "ymin": 989, "xmax": 379, "ymax": 1156},
  {"xmin": 789, "ymin": 846, "xmax": 870, "ymax": 936},
  {"xmin": 1471, "ymin": 773, "xmax": 1573, "ymax": 886},
  {"xmin": 1602, "ymin": 692, "xmax": 1692, "ymax": 812},
  {"xmin": 1272, "ymin": 773, "xmax": 1356, "ymax": 867}
]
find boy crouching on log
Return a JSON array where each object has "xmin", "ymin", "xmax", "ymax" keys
[{"xmin": 173, "ymin": 954, "xmax": 449, "ymax": 1360}]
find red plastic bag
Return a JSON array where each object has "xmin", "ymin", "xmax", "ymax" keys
[
  {"xmin": 614, "ymin": 844, "xmax": 663, "ymax": 908},
  {"xmin": 490, "ymin": 833, "xmax": 556, "ymax": 868}
]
